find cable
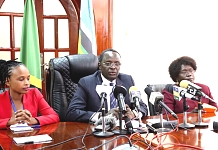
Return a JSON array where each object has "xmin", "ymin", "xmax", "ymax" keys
[
  {"xmin": 35, "ymin": 133, "xmax": 92, "ymax": 150},
  {"xmin": 153, "ymin": 143, "xmax": 204, "ymax": 150},
  {"xmin": 36, "ymin": 105, "xmax": 103, "ymax": 150},
  {"xmin": 147, "ymin": 118, "xmax": 203, "ymax": 150},
  {"xmin": 89, "ymin": 135, "xmax": 133, "ymax": 150},
  {"xmin": 129, "ymin": 132, "xmax": 153, "ymax": 149},
  {"xmin": 78, "ymin": 105, "xmax": 103, "ymax": 150}
]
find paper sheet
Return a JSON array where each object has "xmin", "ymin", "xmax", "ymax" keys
[
  {"xmin": 10, "ymin": 123, "xmax": 34, "ymax": 133},
  {"xmin": 13, "ymin": 134, "xmax": 52, "ymax": 145}
]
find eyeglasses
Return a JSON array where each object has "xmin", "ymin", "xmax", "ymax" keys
[
  {"xmin": 102, "ymin": 62, "xmax": 121, "ymax": 67},
  {"xmin": 180, "ymin": 68, "xmax": 195, "ymax": 75}
]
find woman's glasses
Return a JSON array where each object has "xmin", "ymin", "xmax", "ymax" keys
[{"xmin": 180, "ymin": 68, "xmax": 195, "ymax": 75}]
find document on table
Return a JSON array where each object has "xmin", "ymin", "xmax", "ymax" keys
[
  {"xmin": 10, "ymin": 123, "xmax": 34, "ymax": 133},
  {"xmin": 13, "ymin": 134, "xmax": 52, "ymax": 145}
]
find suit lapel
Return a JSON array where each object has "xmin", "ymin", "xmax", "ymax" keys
[{"xmin": 116, "ymin": 76, "xmax": 123, "ymax": 86}]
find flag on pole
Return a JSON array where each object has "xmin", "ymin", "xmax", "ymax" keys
[
  {"xmin": 20, "ymin": 0, "xmax": 42, "ymax": 90},
  {"xmin": 78, "ymin": 0, "xmax": 97, "ymax": 55}
]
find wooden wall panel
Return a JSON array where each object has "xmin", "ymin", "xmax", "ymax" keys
[
  {"xmin": 0, "ymin": 0, "xmax": 4, "ymax": 8},
  {"xmin": 93, "ymin": 0, "xmax": 113, "ymax": 55}
]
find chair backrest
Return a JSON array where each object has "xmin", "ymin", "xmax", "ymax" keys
[
  {"xmin": 146, "ymin": 84, "xmax": 168, "ymax": 116},
  {"xmin": 46, "ymin": 54, "xmax": 99, "ymax": 121}
]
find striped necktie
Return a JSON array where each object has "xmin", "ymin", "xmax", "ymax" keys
[{"xmin": 110, "ymin": 83, "xmax": 117, "ymax": 108}]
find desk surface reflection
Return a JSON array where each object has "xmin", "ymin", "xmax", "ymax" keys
[{"xmin": 0, "ymin": 112, "xmax": 218, "ymax": 150}]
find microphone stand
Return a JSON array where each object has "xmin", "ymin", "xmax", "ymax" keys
[
  {"xmin": 113, "ymin": 111, "xmax": 128, "ymax": 135},
  {"xmin": 113, "ymin": 98, "xmax": 128, "ymax": 135},
  {"xmin": 93, "ymin": 99, "xmax": 114, "ymax": 137},
  {"xmin": 132, "ymin": 108, "xmax": 147, "ymax": 134},
  {"xmin": 156, "ymin": 105, "xmax": 172, "ymax": 133},
  {"xmin": 194, "ymin": 96, "xmax": 208, "ymax": 127},
  {"xmin": 179, "ymin": 95, "xmax": 195, "ymax": 129}
]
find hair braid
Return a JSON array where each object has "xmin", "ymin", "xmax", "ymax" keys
[{"xmin": 0, "ymin": 60, "xmax": 23, "ymax": 91}]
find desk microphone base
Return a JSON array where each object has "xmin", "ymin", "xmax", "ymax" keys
[
  {"xmin": 157, "ymin": 128, "xmax": 172, "ymax": 133},
  {"xmin": 179, "ymin": 123, "xmax": 195, "ymax": 129},
  {"xmin": 133, "ymin": 127, "xmax": 148, "ymax": 134},
  {"xmin": 194, "ymin": 122, "xmax": 209, "ymax": 127},
  {"xmin": 113, "ymin": 129, "xmax": 128, "ymax": 135},
  {"xmin": 195, "ymin": 109, "xmax": 208, "ymax": 127},
  {"xmin": 93, "ymin": 131, "xmax": 114, "ymax": 137}
]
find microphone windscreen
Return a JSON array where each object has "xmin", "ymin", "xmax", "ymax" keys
[
  {"xmin": 113, "ymin": 85, "xmax": 127, "ymax": 99},
  {"xmin": 144, "ymin": 86, "xmax": 154, "ymax": 97},
  {"xmin": 129, "ymin": 86, "xmax": 141, "ymax": 101},
  {"xmin": 172, "ymin": 86, "xmax": 181, "ymax": 101},
  {"xmin": 129, "ymin": 86, "xmax": 138, "ymax": 94},
  {"xmin": 179, "ymin": 80, "xmax": 189, "ymax": 89}
]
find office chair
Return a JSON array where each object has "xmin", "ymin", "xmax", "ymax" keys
[
  {"xmin": 46, "ymin": 54, "xmax": 99, "ymax": 121},
  {"xmin": 146, "ymin": 84, "xmax": 169, "ymax": 116}
]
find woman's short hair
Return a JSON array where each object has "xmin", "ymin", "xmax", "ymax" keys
[{"xmin": 168, "ymin": 56, "xmax": 197, "ymax": 82}]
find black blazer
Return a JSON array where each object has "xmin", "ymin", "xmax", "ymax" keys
[{"xmin": 66, "ymin": 70, "xmax": 148, "ymax": 122}]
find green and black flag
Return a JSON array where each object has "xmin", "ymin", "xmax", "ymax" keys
[{"xmin": 20, "ymin": 0, "xmax": 42, "ymax": 90}]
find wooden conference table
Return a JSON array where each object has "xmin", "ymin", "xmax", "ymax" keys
[{"xmin": 0, "ymin": 112, "xmax": 218, "ymax": 150}]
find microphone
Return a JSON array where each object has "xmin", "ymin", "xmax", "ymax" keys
[
  {"xmin": 112, "ymin": 85, "xmax": 128, "ymax": 135},
  {"xmin": 124, "ymin": 117, "xmax": 133, "ymax": 134},
  {"xmin": 113, "ymin": 85, "xmax": 127, "ymax": 113},
  {"xmin": 146, "ymin": 122, "xmax": 158, "ymax": 134},
  {"xmin": 144, "ymin": 87, "xmax": 178, "ymax": 119},
  {"xmin": 179, "ymin": 80, "xmax": 210, "ymax": 128},
  {"xmin": 165, "ymin": 84, "xmax": 198, "ymax": 101},
  {"xmin": 129, "ymin": 86, "xmax": 141, "ymax": 111},
  {"xmin": 93, "ymin": 90, "xmax": 114, "ymax": 137},
  {"xmin": 180, "ymin": 80, "xmax": 202, "ymax": 90},
  {"xmin": 180, "ymin": 80, "xmax": 214, "ymax": 102}
]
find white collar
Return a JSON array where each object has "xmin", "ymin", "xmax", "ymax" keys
[{"xmin": 100, "ymin": 73, "xmax": 116, "ymax": 86}]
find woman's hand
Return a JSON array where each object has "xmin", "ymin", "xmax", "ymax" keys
[
  {"xmin": 14, "ymin": 109, "xmax": 32, "ymax": 124},
  {"xmin": 6, "ymin": 116, "xmax": 17, "ymax": 126},
  {"xmin": 14, "ymin": 109, "xmax": 39, "ymax": 125}
]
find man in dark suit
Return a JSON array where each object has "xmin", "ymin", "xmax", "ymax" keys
[{"xmin": 66, "ymin": 48, "xmax": 148, "ymax": 122}]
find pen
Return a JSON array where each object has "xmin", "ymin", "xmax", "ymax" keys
[
  {"xmin": 30, "ymin": 125, "xmax": 40, "ymax": 128},
  {"xmin": 10, "ymin": 125, "xmax": 40, "ymax": 128},
  {"xmin": 23, "ymin": 140, "xmax": 52, "ymax": 144},
  {"xmin": 24, "ymin": 141, "xmax": 34, "ymax": 144}
]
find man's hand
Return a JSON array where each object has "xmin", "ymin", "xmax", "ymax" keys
[
  {"xmin": 107, "ymin": 104, "xmax": 135, "ymax": 119},
  {"xmin": 106, "ymin": 108, "xmax": 119, "ymax": 119},
  {"xmin": 123, "ymin": 104, "xmax": 135, "ymax": 119}
]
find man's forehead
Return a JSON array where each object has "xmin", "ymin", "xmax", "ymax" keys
[
  {"xmin": 103, "ymin": 51, "xmax": 120, "ymax": 59},
  {"xmin": 104, "ymin": 51, "xmax": 113, "ymax": 57}
]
